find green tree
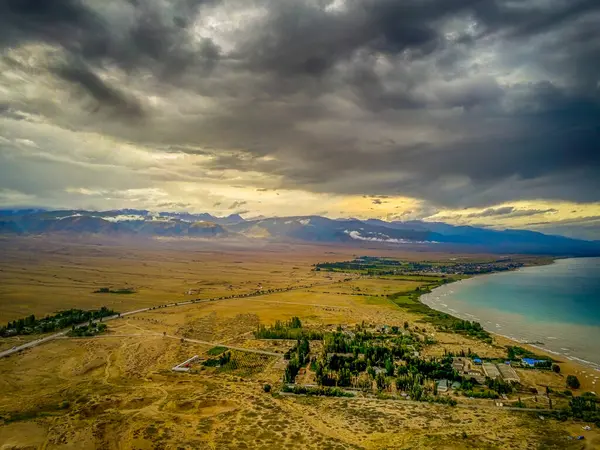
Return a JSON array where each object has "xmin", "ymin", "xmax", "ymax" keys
[
  {"xmin": 566, "ymin": 375, "xmax": 580, "ymax": 389},
  {"xmin": 410, "ymin": 383, "xmax": 423, "ymax": 401},
  {"xmin": 338, "ymin": 368, "xmax": 351, "ymax": 387},
  {"xmin": 552, "ymin": 364, "xmax": 560, "ymax": 373},
  {"xmin": 376, "ymin": 373, "xmax": 387, "ymax": 391},
  {"xmin": 367, "ymin": 364, "xmax": 376, "ymax": 379},
  {"xmin": 385, "ymin": 358, "xmax": 395, "ymax": 377}
]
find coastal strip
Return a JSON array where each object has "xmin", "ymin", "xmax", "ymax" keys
[{"xmin": 418, "ymin": 266, "xmax": 600, "ymax": 380}]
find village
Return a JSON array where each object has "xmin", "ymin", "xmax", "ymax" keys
[{"xmin": 167, "ymin": 316, "xmax": 591, "ymax": 417}]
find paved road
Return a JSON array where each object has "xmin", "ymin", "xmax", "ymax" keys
[
  {"xmin": 0, "ymin": 305, "xmax": 162, "ymax": 359},
  {"xmin": 0, "ymin": 279, "xmax": 346, "ymax": 359},
  {"xmin": 0, "ymin": 331, "xmax": 70, "ymax": 359}
]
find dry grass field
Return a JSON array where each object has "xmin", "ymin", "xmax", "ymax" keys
[{"xmin": 0, "ymin": 237, "xmax": 598, "ymax": 449}]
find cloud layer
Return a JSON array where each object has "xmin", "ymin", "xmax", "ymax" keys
[{"xmin": 0, "ymin": 0, "xmax": 599, "ymax": 235}]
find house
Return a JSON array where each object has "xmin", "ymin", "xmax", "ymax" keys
[
  {"xmin": 466, "ymin": 372, "xmax": 486, "ymax": 384},
  {"xmin": 522, "ymin": 358, "xmax": 542, "ymax": 367},
  {"xmin": 436, "ymin": 379, "xmax": 449, "ymax": 393},
  {"xmin": 497, "ymin": 364, "xmax": 520, "ymax": 383},
  {"xmin": 482, "ymin": 363, "xmax": 501, "ymax": 379},
  {"xmin": 451, "ymin": 381, "xmax": 461, "ymax": 390},
  {"xmin": 473, "ymin": 358, "xmax": 483, "ymax": 365},
  {"xmin": 452, "ymin": 357, "xmax": 472, "ymax": 374},
  {"xmin": 452, "ymin": 358, "xmax": 466, "ymax": 373}
]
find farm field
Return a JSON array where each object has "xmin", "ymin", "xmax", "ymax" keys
[{"xmin": 0, "ymin": 237, "xmax": 598, "ymax": 449}]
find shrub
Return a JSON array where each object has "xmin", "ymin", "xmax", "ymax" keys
[
  {"xmin": 567, "ymin": 375, "xmax": 581, "ymax": 389},
  {"xmin": 281, "ymin": 385, "xmax": 354, "ymax": 398},
  {"xmin": 263, "ymin": 384, "xmax": 272, "ymax": 393}
]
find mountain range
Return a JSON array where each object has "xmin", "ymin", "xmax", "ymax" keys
[{"xmin": 1, "ymin": 209, "xmax": 599, "ymax": 256}]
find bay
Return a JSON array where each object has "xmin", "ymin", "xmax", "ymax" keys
[{"xmin": 421, "ymin": 257, "xmax": 600, "ymax": 372}]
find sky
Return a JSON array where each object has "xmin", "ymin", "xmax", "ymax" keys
[{"xmin": 0, "ymin": 0, "xmax": 599, "ymax": 239}]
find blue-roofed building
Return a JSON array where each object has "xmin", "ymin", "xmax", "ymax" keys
[
  {"xmin": 522, "ymin": 358, "xmax": 539, "ymax": 367},
  {"xmin": 473, "ymin": 358, "xmax": 482, "ymax": 365}
]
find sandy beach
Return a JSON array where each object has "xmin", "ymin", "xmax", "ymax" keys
[{"xmin": 421, "ymin": 258, "xmax": 600, "ymax": 395}]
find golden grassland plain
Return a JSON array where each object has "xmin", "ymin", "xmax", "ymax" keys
[{"xmin": 0, "ymin": 236, "xmax": 598, "ymax": 449}]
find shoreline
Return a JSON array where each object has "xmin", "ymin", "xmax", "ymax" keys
[
  {"xmin": 422, "ymin": 275, "xmax": 600, "ymax": 368},
  {"xmin": 415, "ymin": 260, "xmax": 600, "ymax": 392}
]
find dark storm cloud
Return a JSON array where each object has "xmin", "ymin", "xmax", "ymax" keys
[
  {"xmin": 0, "ymin": 0, "xmax": 97, "ymax": 45},
  {"xmin": 473, "ymin": 0, "xmax": 599, "ymax": 39},
  {"xmin": 52, "ymin": 61, "xmax": 144, "ymax": 118},
  {"xmin": 1, "ymin": 0, "xmax": 599, "ymax": 214},
  {"xmin": 237, "ymin": 0, "xmax": 479, "ymax": 78},
  {"xmin": 0, "ymin": 0, "xmax": 221, "ymax": 93}
]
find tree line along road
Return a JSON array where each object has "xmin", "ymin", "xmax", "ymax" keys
[{"xmin": 0, "ymin": 278, "xmax": 352, "ymax": 359}]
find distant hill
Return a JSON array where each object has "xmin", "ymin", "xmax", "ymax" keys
[
  {"xmin": 0, "ymin": 209, "xmax": 227, "ymax": 237},
  {"xmin": 229, "ymin": 216, "xmax": 438, "ymax": 243},
  {"xmin": 1, "ymin": 209, "xmax": 599, "ymax": 256},
  {"xmin": 364, "ymin": 219, "xmax": 600, "ymax": 256}
]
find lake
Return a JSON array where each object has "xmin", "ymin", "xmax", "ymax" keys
[{"xmin": 421, "ymin": 257, "xmax": 600, "ymax": 372}]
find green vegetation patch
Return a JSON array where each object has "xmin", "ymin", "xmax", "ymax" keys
[
  {"xmin": 67, "ymin": 322, "xmax": 108, "ymax": 337},
  {"xmin": 207, "ymin": 346, "xmax": 228, "ymax": 356},
  {"xmin": 281, "ymin": 385, "xmax": 354, "ymax": 398},
  {"xmin": 254, "ymin": 317, "xmax": 323, "ymax": 340},
  {"xmin": 202, "ymin": 351, "xmax": 232, "ymax": 368},
  {"xmin": 202, "ymin": 351, "xmax": 274, "ymax": 377},
  {"xmin": 1, "ymin": 307, "xmax": 117, "ymax": 337},
  {"xmin": 506, "ymin": 345, "xmax": 553, "ymax": 364},
  {"xmin": 284, "ymin": 338, "xmax": 310, "ymax": 383},
  {"xmin": 315, "ymin": 256, "xmax": 525, "ymax": 276},
  {"xmin": 0, "ymin": 400, "xmax": 70, "ymax": 425},
  {"xmin": 388, "ymin": 288, "xmax": 492, "ymax": 343},
  {"xmin": 546, "ymin": 393, "xmax": 600, "ymax": 427},
  {"xmin": 94, "ymin": 287, "xmax": 136, "ymax": 294}
]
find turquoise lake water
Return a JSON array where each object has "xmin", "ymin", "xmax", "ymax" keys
[{"xmin": 421, "ymin": 257, "xmax": 600, "ymax": 372}]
